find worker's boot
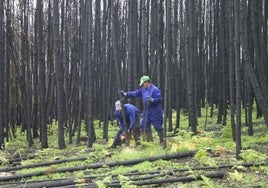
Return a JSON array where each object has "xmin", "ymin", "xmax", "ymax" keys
[
  {"xmin": 157, "ymin": 130, "xmax": 164, "ymax": 147},
  {"xmin": 109, "ymin": 138, "xmax": 121, "ymax": 149},
  {"xmin": 145, "ymin": 129, "xmax": 154, "ymax": 142},
  {"xmin": 134, "ymin": 137, "xmax": 141, "ymax": 147},
  {"xmin": 109, "ymin": 141, "xmax": 117, "ymax": 148},
  {"xmin": 133, "ymin": 128, "xmax": 141, "ymax": 147},
  {"xmin": 141, "ymin": 131, "xmax": 146, "ymax": 141},
  {"xmin": 124, "ymin": 132, "xmax": 130, "ymax": 147}
]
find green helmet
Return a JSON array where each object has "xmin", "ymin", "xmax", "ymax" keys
[{"xmin": 139, "ymin": 75, "xmax": 150, "ymax": 86}]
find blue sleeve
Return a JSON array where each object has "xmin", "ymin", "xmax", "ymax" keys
[
  {"xmin": 126, "ymin": 88, "xmax": 142, "ymax": 98},
  {"xmin": 125, "ymin": 105, "xmax": 137, "ymax": 130},
  {"xmin": 114, "ymin": 111, "xmax": 124, "ymax": 130}
]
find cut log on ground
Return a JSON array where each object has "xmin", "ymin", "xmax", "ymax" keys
[
  {"xmin": 0, "ymin": 151, "xmax": 196, "ymax": 182},
  {"xmin": 121, "ymin": 161, "xmax": 268, "ymax": 177},
  {"xmin": 6, "ymin": 161, "xmax": 267, "ymax": 187},
  {"xmin": 18, "ymin": 177, "xmax": 97, "ymax": 188},
  {"xmin": 0, "ymin": 155, "xmax": 36, "ymax": 165},
  {"xmin": 105, "ymin": 172, "xmax": 225, "ymax": 187},
  {"xmin": 0, "ymin": 157, "xmax": 88, "ymax": 172}
]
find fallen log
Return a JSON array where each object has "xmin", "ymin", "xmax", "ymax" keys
[
  {"xmin": 10, "ymin": 160, "xmax": 268, "ymax": 187},
  {"xmin": 0, "ymin": 155, "xmax": 37, "ymax": 165},
  {"xmin": 109, "ymin": 172, "xmax": 172, "ymax": 184},
  {"xmin": 136, "ymin": 172, "xmax": 225, "ymax": 186},
  {"xmin": 2, "ymin": 182, "xmax": 97, "ymax": 188},
  {"xmin": 0, "ymin": 157, "xmax": 88, "ymax": 172},
  {"xmin": 105, "ymin": 172, "xmax": 225, "ymax": 187},
  {"xmin": 19, "ymin": 177, "xmax": 97, "ymax": 188},
  {"xmin": 0, "ymin": 183, "xmax": 18, "ymax": 188},
  {"xmin": 41, "ymin": 185, "xmax": 96, "ymax": 188},
  {"xmin": 85, "ymin": 160, "xmax": 268, "ymax": 185},
  {"xmin": 121, "ymin": 161, "xmax": 268, "ymax": 177},
  {"xmin": 0, "ymin": 151, "xmax": 196, "ymax": 182}
]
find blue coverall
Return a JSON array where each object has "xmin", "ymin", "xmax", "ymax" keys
[
  {"xmin": 113, "ymin": 104, "xmax": 140, "ymax": 146},
  {"xmin": 126, "ymin": 83, "xmax": 163, "ymax": 132}
]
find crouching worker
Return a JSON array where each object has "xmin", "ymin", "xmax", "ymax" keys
[{"xmin": 110, "ymin": 100, "xmax": 141, "ymax": 148}]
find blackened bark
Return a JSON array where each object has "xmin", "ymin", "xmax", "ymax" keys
[
  {"xmin": 112, "ymin": 1, "xmax": 122, "ymax": 91},
  {"xmin": 46, "ymin": 1, "xmax": 55, "ymax": 126},
  {"xmin": 227, "ymin": 0, "xmax": 236, "ymax": 140},
  {"xmin": 87, "ymin": 0, "xmax": 95, "ymax": 148},
  {"xmin": 21, "ymin": 0, "xmax": 33, "ymax": 147},
  {"xmin": 127, "ymin": 0, "xmax": 137, "ymax": 92},
  {"xmin": 163, "ymin": 0, "xmax": 172, "ymax": 148},
  {"xmin": 242, "ymin": 1, "xmax": 254, "ymax": 135},
  {"xmin": 32, "ymin": 15, "xmax": 39, "ymax": 138},
  {"xmin": 63, "ymin": 0, "xmax": 73, "ymax": 144},
  {"xmin": 219, "ymin": 0, "xmax": 228, "ymax": 126},
  {"xmin": 185, "ymin": 0, "xmax": 197, "ymax": 133},
  {"xmin": 234, "ymin": 0, "xmax": 242, "ymax": 159},
  {"xmin": 173, "ymin": 0, "xmax": 180, "ymax": 133},
  {"xmin": 157, "ymin": 0, "xmax": 165, "ymax": 87},
  {"xmin": 53, "ymin": 0, "xmax": 66, "ymax": 149},
  {"xmin": 37, "ymin": 0, "xmax": 48, "ymax": 148},
  {"xmin": 241, "ymin": 1, "xmax": 268, "ymax": 127},
  {"xmin": 140, "ymin": 0, "xmax": 147, "ymax": 75},
  {"xmin": 101, "ymin": 0, "xmax": 110, "ymax": 142},
  {"xmin": 0, "ymin": 0, "xmax": 4, "ymax": 149},
  {"xmin": 251, "ymin": 1, "xmax": 268, "ymax": 106},
  {"xmin": 150, "ymin": 0, "xmax": 158, "ymax": 79}
]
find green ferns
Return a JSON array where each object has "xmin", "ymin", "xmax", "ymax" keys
[
  {"xmin": 222, "ymin": 123, "xmax": 232, "ymax": 139},
  {"xmin": 239, "ymin": 149, "xmax": 267, "ymax": 163},
  {"xmin": 194, "ymin": 149, "xmax": 217, "ymax": 166}
]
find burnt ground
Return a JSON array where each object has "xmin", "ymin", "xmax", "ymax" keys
[{"xmin": 0, "ymin": 122, "xmax": 267, "ymax": 187}]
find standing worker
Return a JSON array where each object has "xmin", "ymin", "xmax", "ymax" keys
[
  {"xmin": 121, "ymin": 76, "xmax": 164, "ymax": 146},
  {"xmin": 110, "ymin": 100, "xmax": 141, "ymax": 148}
]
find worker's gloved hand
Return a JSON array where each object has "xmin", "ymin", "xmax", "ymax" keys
[
  {"xmin": 146, "ymin": 95, "xmax": 153, "ymax": 103},
  {"xmin": 120, "ymin": 90, "xmax": 126, "ymax": 97}
]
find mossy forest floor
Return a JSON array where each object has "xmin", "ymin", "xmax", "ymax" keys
[{"xmin": 0, "ymin": 111, "xmax": 268, "ymax": 187}]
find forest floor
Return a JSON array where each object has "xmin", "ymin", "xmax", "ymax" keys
[{"xmin": 0, "ymin": 113, "xmax": 268, "ymax": 188}]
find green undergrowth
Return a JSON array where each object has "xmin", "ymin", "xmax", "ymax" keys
[{"xmin": 1, "ymin": 106, "xmax": 268, "ymax": 187}]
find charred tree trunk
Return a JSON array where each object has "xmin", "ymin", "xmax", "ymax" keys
[
  {"xmin": 251, "ymin": 1, "xmax": 268, "ymax": 110},
  {"xmin": 227, "ymin": 0, "xmax": 236, "ymax": 140},
  {"xmin": 21, "ymin": 0, "xmax": 33, "ymax": 147},
  {"xmin": 185, "ymin": 0, "xmax": 197, "ymax": 133},
  {"xmin": 140, "ymin": 0, "xmax": 147, "ymax": 76},
  {"xmin": 37, "ymin": 0, "xmax": 48, "ymax": 148},
  {"xmin": 53, "ymin": 0, "xmax": 66, "ymax": 149},
  {"xmin": 173, "ymin": 0, "xmax": 180, "ymax": 134},
  {"xmin": 112, "ymin": 1, "xmax": 121, "ymax": 90},
  {"xmin": 241, "ymin": 0, "xmax": 268, "ymax": 127},
  {"xmin": 0, "ymin": 0, "xmax": 4, "ymax": 149},
  {"xmin": 101, "ymin": 0, "xmax": 109, "ymax": 142},
  {"xmin": 234, "ymin": 0, "xmax": 242, "ymax": 159},
  {"xmin": 163, "ymin": 0, "xmax": 172, "ymax": 148},
  {"xmin": 219, "ymin": 0, "xmax": 228, "ymax": 126},
  {"xmin": 85, "ymin": 0, "xmax": 95, "ymax": 148}
]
